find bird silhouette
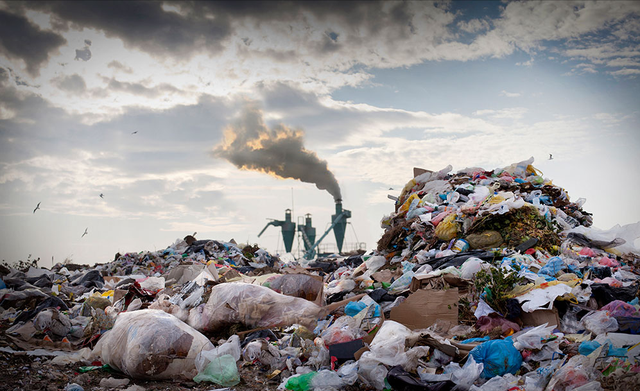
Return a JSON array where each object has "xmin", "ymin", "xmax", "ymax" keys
[
  {"xmin": 81, "ymin": 228, "xmax": 88, "ymax": 238},
  {"xmin": 33, "ymin": 202, "xmax": 41, "ymax": 213},
  {"xmin": 100, "ymin": 193, "xmax": 104, "ymax": 199},
  {"xmin": 131, "ymin": 131, "xmax": 138, "ymax": 134},
  {"xmin": 549, "ymin": 154, "xmax": 553, "ymax": 160}
]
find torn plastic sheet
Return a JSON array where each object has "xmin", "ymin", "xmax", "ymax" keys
[{"xmin": 516, "ymin": 283, "xmax": 572, "ymax": 313}]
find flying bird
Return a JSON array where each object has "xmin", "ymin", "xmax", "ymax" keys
[
  {"xmin": 81, "ymin": 228, "xmax": 88, "ymax": 238},
  {"xmin": 33, "ymin": 202, "xmax": 41, "ymax": 213},
  {"xmin": 549, "ymin": 154, "xmax": 553, "ymax": 160},
  {"xmin": 131, "ymin": 131, "xmax": 138, "ymax": 134},
  {"xmin": 100, "ymin": 193, "xmax": 104, "ymax": 199}
]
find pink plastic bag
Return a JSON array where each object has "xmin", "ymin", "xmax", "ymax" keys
[
  {"xmin": 598, "ymin": 256, "xmax": 620, "ymax": 267},
  {"xmin": 601, "ymin": 300, "xmax": 639, "ymax": 318}
]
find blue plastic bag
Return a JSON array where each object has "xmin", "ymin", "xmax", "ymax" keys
[
  {"xmin": 578, "ymin": 340, "xmax": 601, "ymax": 356},
  {"xmin": 460, "ymin": 336, "xmax": 490, "ymax": 344},
  {"xmin": 470, "ymin": 337, "xmax": 522, "ymax": 378},
  {"xmin": 345, "ymin": 302, "xmax": 367, "ymax": 316},
  {"xmin": 538, "ymin": 257, "xmax": 564, "ymax": 277}
]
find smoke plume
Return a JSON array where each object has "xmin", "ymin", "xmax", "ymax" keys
[{"xmin": 214, "ymin": 104, "xmax": 342, "ymax": 201}]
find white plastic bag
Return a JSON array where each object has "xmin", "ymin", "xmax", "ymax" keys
[
  {"xmin": 361, "ymin": 321, "xmax": 429, "ymax": 371},
  {"xmin": 460, "ymin": 258, "xmax": 488, "ymax": 279},
  {"xmin": 582, "ymin": 310, "xmax": 618, "ymax": 335},
  {"xmin": 512, "ymin": 323, "xmax": 556, "ymax": 351}
]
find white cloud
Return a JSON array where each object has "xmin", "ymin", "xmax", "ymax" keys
[
  {"xmin": 606, "ymin": 58, "xmax": 640, "ymax": 68},
  {"xmin": 608, "ymin": 68, "xmax": 640, "ymax": 76},
  {"xmin": 457, "ymin": 18, "xmax": 490, "ymax": 33},
  {"xmin": 500, "ymin": 90, "xmax": 521, "ymax": 97},
  {"xmin": 516, "ymin": 58, "xmax": 534, "ymax": 67},
  {"xmin": 473, "ymin": 107, "xmax": 528, "ymax": 120}
]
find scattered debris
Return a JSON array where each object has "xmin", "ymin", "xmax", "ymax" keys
[{"xmin": 2, "ymin": 157, "xmax": 639, "ymax": 390}]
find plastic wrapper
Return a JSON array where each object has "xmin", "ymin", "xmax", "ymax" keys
[
  {"xmin": 469, "ymin": 337, "xmax": 522, "ymax": 378},
  {"xmin": 188, "ymin": 283, "xmax": 321, "ymax": 332},
  {"xmin": 582, "ymin": 310, "xmax": 619, "ymax": 335},
  {"xmin": 92, "ymin": 309, "xmax": 214, "ymax": 380}
]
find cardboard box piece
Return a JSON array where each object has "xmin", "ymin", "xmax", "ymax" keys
[{"xmin": 390, "ymin": 288, "xmax": 459, "ymax": 330}]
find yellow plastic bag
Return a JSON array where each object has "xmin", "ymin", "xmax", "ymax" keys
[
  {"xmin": 435, "ymin": 214, "xmax": 459, "ymax": 241},
  {"xmin": 399, "ymin": 193, "xmax": 420, "ymax": 214}
]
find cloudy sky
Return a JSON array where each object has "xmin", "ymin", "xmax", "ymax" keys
[{"xmin": 1, "ymin": 1, "xmax": 639, "ymax": 266}]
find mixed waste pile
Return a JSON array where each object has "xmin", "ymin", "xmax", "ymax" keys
[{"xmin": 2, "ymin": 157, "xmax": 640, "ymax": 391}]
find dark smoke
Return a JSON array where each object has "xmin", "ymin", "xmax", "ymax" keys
[{"xmin": 214, "ymin": 104, "xmax": 341, "ymax": 201}]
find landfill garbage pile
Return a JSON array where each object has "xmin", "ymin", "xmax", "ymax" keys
[{"xmin": 2, "ymin": 157, "xmax": 640, "ymax": 391}]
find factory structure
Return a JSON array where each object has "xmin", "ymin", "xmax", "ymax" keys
[{"xmin": 258, "ymin": 200, "xmax": 364, "ymax": 259}]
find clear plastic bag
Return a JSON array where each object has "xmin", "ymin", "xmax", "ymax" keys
[
  {"xmin": 336, "ymin": 361, "xmax": 358, "ymax": 386},
  {"xmin": 188, "ymin": 283, "xmax": 321, "ymax": 332},
  {"xmin": 320, "ymin": 315, "xmax": 361, "ymax": 345},
  {"xmin": 266, "ymin": 274, "xmax": 324, "ymax": 304},
  {"xmin": 545, "ymin": 354, "xmax": 601, "ymax": 391},
  {"xmin": 195, "ymin": 334, "xmax": 241, "ymax": 373},
  {"xmin": 92, "ymin": 309, "xmax": 214, "ymax": 380},
  {"xmin": 582, "ymin": 310, "xmax": 619, "ymax": 335},
  {"xmin": 521, "ymin": 360, "xmax": 562, "ymax": 391},
  {"xmin": 357, "ymin": 356, "xmax": 388, "ymax": 390}
]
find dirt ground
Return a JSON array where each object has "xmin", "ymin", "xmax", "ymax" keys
[{"xmin": 0, "ymin": 350, "xmax": 285, "ymax": 391}]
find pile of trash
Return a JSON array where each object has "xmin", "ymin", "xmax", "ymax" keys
[{"xmin": 2, "ymin": 157, "xmax": 640, "ymax": 391}]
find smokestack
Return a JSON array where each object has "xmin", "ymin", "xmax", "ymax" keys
[
  {"xmin": 332, "ymin": 199, "xmax": 350, "ymax": 254},
  {"xmin": 214, "ymin": 104, "xmax": 341, "ymax": 200}
]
